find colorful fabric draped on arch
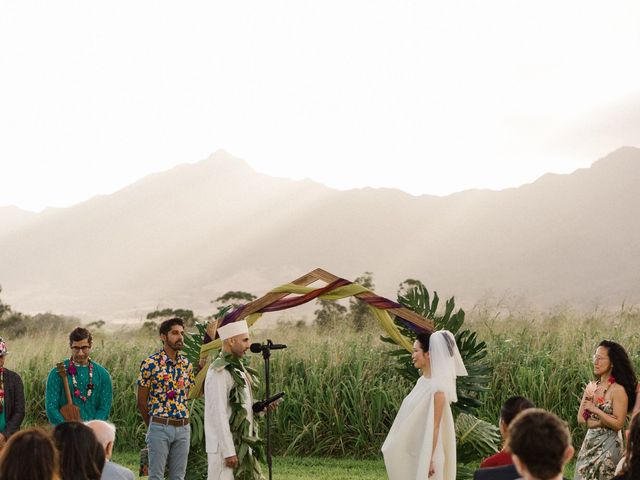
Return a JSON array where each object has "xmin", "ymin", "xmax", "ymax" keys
[{"xmin": 191, "ymin": 278, "xmax": 425, "ymax": 399}]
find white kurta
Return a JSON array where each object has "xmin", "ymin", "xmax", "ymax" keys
[
  {"xmin": 381, "ymin": 376, "xmax": 456, "ymax": 480},
  {"xmin": 204, "ymin": 363, "xmax": 254, "ymax": 480}
]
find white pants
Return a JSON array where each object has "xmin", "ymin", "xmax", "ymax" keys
[{"xmin": 207, "ymin": 452, "xmax": 234, "ymax": 480}]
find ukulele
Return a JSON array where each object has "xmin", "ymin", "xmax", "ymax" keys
[{"xmin": 56, "ymin": 362, "xmax": 81, "ymax": 422}]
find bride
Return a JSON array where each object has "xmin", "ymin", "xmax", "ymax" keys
[{"xmin": 382, "ymin": 330, "xmax": 467, "ymax": 479}]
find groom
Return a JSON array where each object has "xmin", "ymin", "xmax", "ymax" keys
[{"xmin": 204, "ymin": 320, "xmax": 265, "ymax": 480}]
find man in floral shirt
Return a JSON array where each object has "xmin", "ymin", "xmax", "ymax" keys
[{"xmin": 137, "ymin": 318, "xmax": 195, "ymax": 480}]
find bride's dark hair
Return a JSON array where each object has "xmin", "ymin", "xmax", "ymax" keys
[
  {"xmin": 598, "ymin": 340, "xmax": 638, "ymax": 412},
  {"xmin": 415, "ymin": 332, "xmax": 432, "ymax": 352}
]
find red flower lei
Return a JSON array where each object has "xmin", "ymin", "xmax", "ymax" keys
[
  {"xmin": 67, "ymin": 359, "xmax": 94, "ymax": 403},
  {"xmin": 582, "ymin": 376, "xmax": 615, "ymax": 421}
]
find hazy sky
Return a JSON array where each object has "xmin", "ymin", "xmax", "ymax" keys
[{"xmin": 1, "ymin": 1, "xmax": 639, "ymax": 211}]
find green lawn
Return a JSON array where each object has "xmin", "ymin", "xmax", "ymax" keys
[
  {"xmin": 112, "ymin": 452, "xmax": 387, "ymax": 479},
  {"xmin": 111, "ymin": 451, "xmax": 578, "ymax": 479},
  {"xmin": 267, "ymin": 456, "xmax": 387, "ymax": 480}
]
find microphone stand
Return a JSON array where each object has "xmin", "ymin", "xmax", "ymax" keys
[
  {"xmin": 252, "ymin": 339, "xmax": 286, "ymax": 480},
  {"xmin": 259, "ymin": 340, "xmax": 274, "ymax": 480}
]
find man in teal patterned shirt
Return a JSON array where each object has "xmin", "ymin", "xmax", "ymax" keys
[
  {"xmin": 45, "ymin": 327, "xmax": 113, "ymax": 425},
  {"xmin": 137, "ymin": 317, "xmax": 195, "ymax": 480}
]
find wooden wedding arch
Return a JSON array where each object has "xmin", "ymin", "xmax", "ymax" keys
[{"xmin": 192, "ymin": 268, "xmax": 434, "ymax": 397}]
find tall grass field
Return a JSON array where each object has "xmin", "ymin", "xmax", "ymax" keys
[{"xmin": 5, "ymin": 308, "xmax": 640, "ymax": 470}]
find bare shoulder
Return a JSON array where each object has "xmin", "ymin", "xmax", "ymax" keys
[
  {"xmin": 611, "ymin": 383, "xmax": 627, "ymax": 395},
  {"xmin": 610, "ymin": 383, "xmax": 629, "ymax": 403}
]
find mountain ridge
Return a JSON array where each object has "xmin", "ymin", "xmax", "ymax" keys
[{"xmin": 1, "ymin": 147, "xmax": 639, "ymax": 320}]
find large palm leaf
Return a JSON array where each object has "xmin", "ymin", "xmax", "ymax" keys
[
  {"xmin": 383, "ymin": 281, "xmax": 491, "ymax": 415},
  {"xmin": 455, "ymin": 413, "xmax": 501, "ymax": 464}
]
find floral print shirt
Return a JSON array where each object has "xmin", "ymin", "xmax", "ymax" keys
[{"xmin": 137, "ymin": 350, "xmax": 195, "ymax": 419}]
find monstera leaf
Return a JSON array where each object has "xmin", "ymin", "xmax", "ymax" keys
[
  {"xmin": 455, "ymin": 412, "xmax": 501, "ymax": 464},
  {"xmin": 383, "ymin": 281, "xmax": 491, "ymax": 415}
]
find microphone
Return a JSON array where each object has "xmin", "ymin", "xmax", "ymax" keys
[
  {"xmin": 252, "ymin": 392, "xmax": 285, "ymax": 413},
  {"xmin": 250, "ymin": 341, "xmax": 287, "ymax": 353}
]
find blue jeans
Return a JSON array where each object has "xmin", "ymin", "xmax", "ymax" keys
[{"xmin": 146, "ymin": 422, "xmax": 191, "ymax": 480}]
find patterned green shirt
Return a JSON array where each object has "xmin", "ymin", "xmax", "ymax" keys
[{"xmin": 45, "ymin": 359, "xmax": 113, "ymax": 425}]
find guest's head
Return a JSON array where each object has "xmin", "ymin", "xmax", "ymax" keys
[
  {"xmin": 620, "ymin": 413, "xmax": 640, "ymax": 478},
  {"xmin": 68, "ymin": 328, "xmax": 92, "ymax": 365},
  {"xmin": 499, "ymin": 396, "xmax": 535, "ymax": 439},
  {"xmin": 86, "ymin": 420, "xmax": 117, "ymax": 461},
  {"xmin": 508, "ymin": 409, "xmax": 573, "ymax": 480},
  {"xmin": 0, "ymin": 427, "xmax": 60, "ymax": 480},
  {"xmin": 53, "ymin": 422, "xmax": 105, "ymax": 480},
  {"xmin": 159, "ymin": 317, "xmax": 185, "ymax": 352},
  {"xmin": 595, "ymin": 340, "xmax": 638, "ymax": 411}
]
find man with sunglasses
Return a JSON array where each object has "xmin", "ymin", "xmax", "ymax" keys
[{"xmin": 45, "ymin": 327, "xmax": 113, "ymax": 425}]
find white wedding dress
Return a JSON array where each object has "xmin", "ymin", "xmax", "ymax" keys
[{"xmin": 382, "ymin": 375, "xmax": 457, "ymax": 480}]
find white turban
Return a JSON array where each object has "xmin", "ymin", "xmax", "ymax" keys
[{"xmin": 217, "ymin": 320, "xmax": 249, "ymax": 340}]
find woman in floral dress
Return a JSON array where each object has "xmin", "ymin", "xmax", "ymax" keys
[{"xmin": 575, "ymin": 340, "xmax": 638, "ymax": 480}]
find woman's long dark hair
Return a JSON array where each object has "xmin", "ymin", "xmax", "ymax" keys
[
  {"xmin": 0, "ymin": 428, "xmax": 60, "ymax": 480},
  {"xmin": 53, "ymin": 422, "xmax": 105, "ymax": 480},
  {"xmin": 599, "ymin": 340, "xmax": 638, "ymax": 412},
  {"xmin": 621, "ymin": 414, "xmax": 640, "ymax": 479}
]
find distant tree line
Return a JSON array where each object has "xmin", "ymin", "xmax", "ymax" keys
[
  {"xmin": 142, "ymin": 290, "xmax": 258, "ymax": 332},
  {"xmin": 0, "ymin": 285, "xmax": 83, "ymax": 337},
  {"xmin": 1, "ymin": 274, "xmax": 418, "ymax": 337}
]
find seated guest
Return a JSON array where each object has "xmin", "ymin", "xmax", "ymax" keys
[
  {"xmin": 612, "ymin": 412, "xmax": 640, "ymax": 479},
  {"xmin": 509, "ymin": 409, "xmax": 573, "ymax": 480},
  {"xmin": 86, "ymin": 420, "xmax": 135, "ymax": 480},
  {"xmin": 0, "ymin": 427, "xmax": 60, "ymax": 480},
  {"xmin": 0, "ymin": 337, "xmax": 26, "ymax": 444},
  {"xmin": 480, "ymin": 396, "xmax": 535, "ymax": 468},
  {"xmin": 53, "ymin": 421, "xmax": 105, "ymax": 480},
  {"xmin": 474, "ymin": 464, "xmax": 519, "ymax": 480}
]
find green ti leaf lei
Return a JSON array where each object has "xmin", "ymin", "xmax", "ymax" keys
[{"xmin": 211, "ymin": 352, "xmax": 266, "ymax": 480}]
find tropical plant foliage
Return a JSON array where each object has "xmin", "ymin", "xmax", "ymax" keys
[
  {"xmin": 384, "ymin": 281, "xmax": 492, "ymax": 414},
  {"xmin": 183, "ymin": 311, "xmax": 225, "ymax": 479},
  {"xmin": 455, "ymin": 413, "xmax": 502, "ymax": 464}
]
